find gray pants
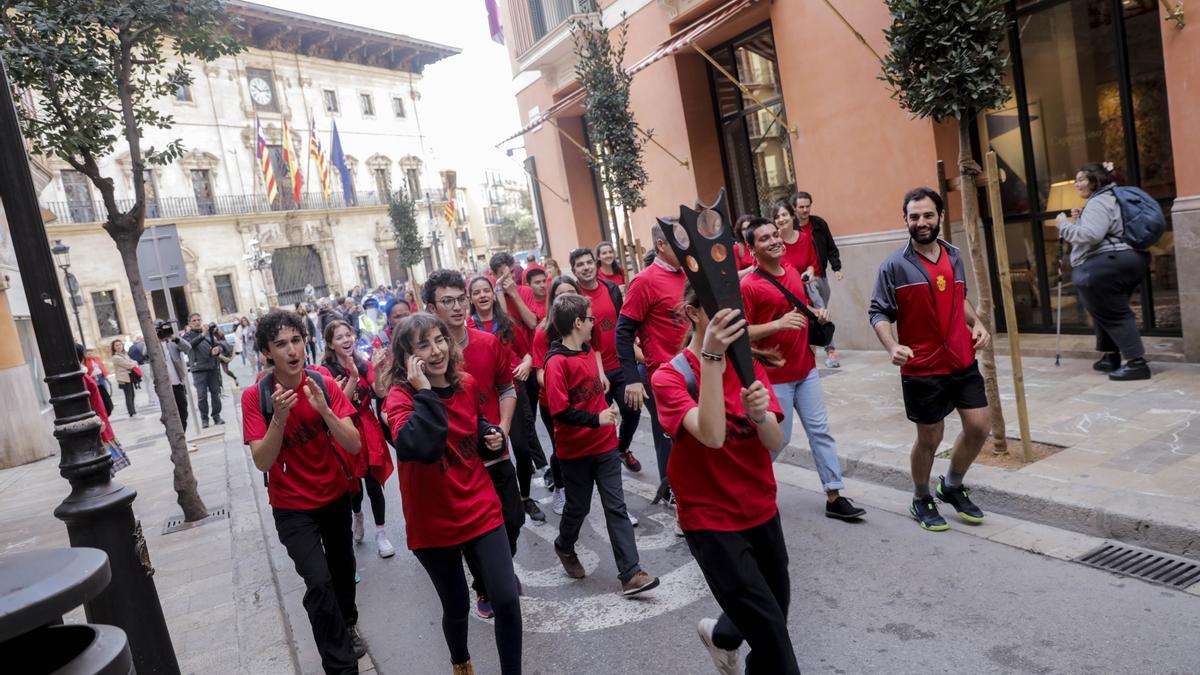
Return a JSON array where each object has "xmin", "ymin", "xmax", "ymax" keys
[
  {"xmin": 192, "ymin": 369, "xmax": 223, "ymax": 422},
  {"xmin": 806, "ymin": 275, "xmax": 835, "ymax": 353},
  {"xmin": 1072, "ymin": 249, "xmax": 1149, "ymax": 360}
]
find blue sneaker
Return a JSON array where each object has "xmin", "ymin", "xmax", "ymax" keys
[
  {"xmin": 910, "ymin": 496, "xmax": 949, "ymax": 532},
  {"xmin": 476, "ymin": 594, "xmax": 494, "ymax": 619}
]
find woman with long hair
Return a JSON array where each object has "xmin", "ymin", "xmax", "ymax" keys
[
  {"xmin": 383, "ymin": 313, "xmax": 521, "ymax": 675},
  {"xmin": 110, "ymin": 339, "xmax": 139, "ymax": 418},
  {"xmin": 771, "ymin": 197, "xmax": 817, "ymax": 284},
  {"xmin": 595, "ymin": 241, "xmax": 625, "ymax": 287},
  {"xmin": 650, "ymin": 283, "xmax": 798, "ymax": 674},
  {"xmin": 542, "ymin": 257, "xmax": 562, "ymax": 282},
  {"xmin": 320, "ymin": 319, "xmax": 396, "ymax": 559},
  {"xmin": 1053, "ymin": 162, "xmax": 1152, "ymax": 380}
]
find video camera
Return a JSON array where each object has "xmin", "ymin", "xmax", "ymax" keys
[{"xmin": 154, "ymin": 319, "xmax": 175, "ymax": 341}]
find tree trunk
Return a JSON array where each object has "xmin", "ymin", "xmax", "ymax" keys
[
  {"xmin": 111, "ymin": 219, "xmax": 208, "ymax": 520},
  {"xmin": 957, "ymin": 120, "xmax": 1008, "ymax": 454}
]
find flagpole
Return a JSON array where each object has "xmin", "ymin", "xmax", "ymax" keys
[{"xmin": 304, "ymin": 107, "xmax": 314, "ymax": 210}]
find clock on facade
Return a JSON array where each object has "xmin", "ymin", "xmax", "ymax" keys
[
  {"xmin": 249, "ymin": 78, "xmax": 272, "ymax": 105},
  {"xmin": 245, "ymin": 68, "xmax": 277, "ymax": 111}
]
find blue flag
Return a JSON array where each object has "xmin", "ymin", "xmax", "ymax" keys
[{"xmin": 329, "ymin": 120, "xmax": 353, "ymax": 203}]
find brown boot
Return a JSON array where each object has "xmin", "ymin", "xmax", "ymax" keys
[
  {"xmin": 555, "ymin": 546, "xmax": 586, "ymax": 578},
  {"xmin": 452, "ymin": 660, "xmax": 475, "ymax": 675},
  {"xmin": 621, "ymin": 570, "xmax": 660, "ymax": 597}
]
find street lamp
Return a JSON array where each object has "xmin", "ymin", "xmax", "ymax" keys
[
  {"xmin": 51, "ymin": 239, "xmax": 87, "ymax": 348},
  {"xmin": 0, "ymin": 57, "xmax": 178, "ymax": 670}
]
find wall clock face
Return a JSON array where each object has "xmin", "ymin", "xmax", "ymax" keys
[{"xmin": 249, "ymin": 77, "xmax": 273, "ymax": 106}]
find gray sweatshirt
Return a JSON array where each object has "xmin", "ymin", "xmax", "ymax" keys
[{"xmin": 1058, "ymin": 184, "xmax": 1129, "ymax": 267}]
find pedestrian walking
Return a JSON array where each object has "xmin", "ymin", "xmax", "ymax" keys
[
  {"xmin": 545, "ymin": 294, "xmax": 659, "ymax": 597},
  {"xmin": 84, "ymin": 348, "xmax": 114, "ymax": 416},
  {"xmin": 570, "ymin": 246, "xmax": 642, "ymax": 473},
  {"xmin": 236, "ymin": 316, "xmax": 258, "ymax": 370},
  {"xmin": 792, "ymin": 191, "xmax": 844, "ymax": 367},
  {"xmin": 616, "ymin": 220, "xmax": 689, "ymax": 491},
  {"xmin": 128, "ymin": 334, "xmax": 157, "ymax": 407},
  {"xmin": 1050, "ymin": 162, "xmax": 1152, "ymax": 381},
  {"xmin": 157, "ymin": 320, "xmax": 191, "ymax": 433},
  {"xmin": 78, "ymin": 343, "xmax": 131, "ymax": 476},
  {"xmin": 383, "ymin": 312, "xmax": 522, "ymax": 675},
  {"xmin": 320, "ymin": 320, "xmax": 396, "ymax": 560},
  {"xmin": 423, "ymin": 270, "xmax": 524, "ymax": 620},
  {"xmin": 869, "ymin": 187, "xmax": 991, "ymax": 532},
  {"xmin": 740, "ymin": 217, "xmax": 865, "ymax": 521},
  {"xmin": 110, "ymin": 338, "xmax": 139, "ymax": 418},
  {"xmin": 181, "ymin": 312, "xmax": 229, "ymax": 428},
  {"xmin": 650, "ymin": 285, "xmax": 799, "ymax": 675},
  {"xmin": 242, "ymin": 310, "xmax": 366, "ymax": 674}
]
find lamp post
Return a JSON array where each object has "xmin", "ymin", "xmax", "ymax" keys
[
  {"xmin": 0, "ymin": 57, "xmax": 179, "ymax": 672},
  {"xmin": 51, "ymin": 239, "xmax": 87, "ymax": 348}
]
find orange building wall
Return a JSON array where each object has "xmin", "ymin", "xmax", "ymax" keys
[
  {"xmin": 770, "ymin": 0, "xmax": 939, "ymax": 236},
  {"xmin": 1160, "ymin": 18, "xmax": 1199, "ymax": 197}
]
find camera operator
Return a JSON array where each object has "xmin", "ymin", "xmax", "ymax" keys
[
  {"xmin": 182, "ymin": 312, "xmax": 230, "ymax": 428},
  {"xmin": 157, "ymin": 320, "xmax": 191, "ymax": 432}
]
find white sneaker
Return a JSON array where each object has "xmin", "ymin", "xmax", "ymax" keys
[
  {"xmin": 628, "ymin": 511, "xmax": 639, "ymax": 527},
  {"xmin": 697, "ymin": 618, "xmax": 739, "ymax": 675},
  {"xmin": 375, "ymin": 529, "xmax": 395, "ymax": 558},
  {"xmin": 552, "ymin": 488, "xmax": 566, "ymax": 515},
  {"xmin": 352, "ymin": 512, "xmax": 365, "ymax": 544}
]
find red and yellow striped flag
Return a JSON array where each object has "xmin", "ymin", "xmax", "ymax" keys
[
  {"xmin": 309, "ymin": 119, "xmax": 331, "ymax": 200},
  {"xmin": 443, "ymin": 199, "xmax": 456, "ymax": 225},
  {"xmin": 281, "ymin": 118, "xmax": 304, "ymax": 204},
  {"xmin": 255, "ymin": 116, "xmax": 278, "ymax": 204}
]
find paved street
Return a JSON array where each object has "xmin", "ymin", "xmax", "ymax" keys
[{"xmin": 346, "ymin": 417, "xmax": 1200, "ymax": 675}]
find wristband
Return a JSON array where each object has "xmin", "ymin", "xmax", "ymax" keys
[
  {"xmin": 748, "ymin": 412, "xmax": 768, "ymax": 425},
  {"xmin": 700, "ymin": 350, "xmax": 724, "ymax": 362}
]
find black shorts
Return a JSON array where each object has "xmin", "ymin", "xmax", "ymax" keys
[{"xmin": 901, "ymin": 361, "xmax": 988, "ymax": 425}]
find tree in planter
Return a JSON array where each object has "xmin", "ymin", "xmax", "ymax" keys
[
  {"xmin": 880, "ymin": 0, "xmax": 1011, "ymax": 452},
  {"xmin": 1, "ymin": 0, "xmax": 242, "ymax": 518},
  {"xmin": 570, "ymin": 9, "xmax": 648, "ymax": 272},
  {"xmin": 389, "ymin": 188, "xmax": 423, "ymax": 285}
]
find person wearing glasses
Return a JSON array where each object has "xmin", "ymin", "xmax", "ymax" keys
[{"xmin": 422, "ymin": 269, "xmax": 525, "ymax": 620}]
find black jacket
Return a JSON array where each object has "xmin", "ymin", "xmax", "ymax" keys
[
  {"xmin": 808, "ymin": 215, "xmax": 841, "ymax": 274},
  {"xmin": 181, "ymin": 328, "xmax": 228, "ymax": 372}
]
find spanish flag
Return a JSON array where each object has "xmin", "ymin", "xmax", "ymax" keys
[
  {"xmin": 309, "ymin": 118, "xmax": 331, "ymax": 200},
  {"xmin": 281, "ymin": 118, "xmax": 304, "ymax": 204},
  {"xmin": 254, "ymin": 116, "xmax": 278, "ymax": 205}
]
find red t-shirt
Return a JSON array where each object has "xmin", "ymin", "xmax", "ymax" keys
[
  {"xmin": 579, "ymin": 283, "xmax": 620, "ymax": 373},
  {"xmin": 782, "ymin": 227, "xmax": 818, "ymax": 277},
  {"xmin": 734, "ymin": 242, "xmax": 756, "ymax": 270},
  {"xmin": 527, "ymin": 291, "xmax": 549, "ymax": 324},
  {"xmin": 383, "ymin": 374, "xmax": 504, "ymax": 549},
  {"xmin": 740, "ymin": 267, "xmax": 816, "ymax": 384},
  {"xmin": 470, "ymin": 315, "xmax": 529, "ymax": 372},
  {"xmin": 619, "ymin": 261, "xmax": 688, "ymax": 375},
  {"xmin": 314, "ymin": 362, "xmax": 393, "ymax": 486},
  {"xmin": 598, "ymin": 268, "xmax": 625, "ymax": 286},
  {"xmin": 533, "ymin": 326, "xmax": 598, "ymax": 407},
  {"xmin": 545, "ymin": 347, "xmax": 615, "ymax": 459},
  {"xmin": 502, "ymin": 285, "xmax": 537, "ymax": 356},
  {"xmin": 918, "ymin": 247, "xmax": 957, "ymax": 352},
  {"xmin": 242, "ymin": 370, "xmax": 356, "ymax": 510},
  {"xmin": 651, "ymin": 351, "xmax": 783, "ymax": 532},
  {"xmin": 460, "ymin": 328, "xmax": 513, "ymax": 425}
]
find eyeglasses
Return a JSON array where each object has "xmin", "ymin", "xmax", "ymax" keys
[{"xmin": 436, "ymin": 295, "xmax": 468, "ymax": 308}]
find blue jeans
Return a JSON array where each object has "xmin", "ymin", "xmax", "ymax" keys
[{"xmin": 772, "ymin": 369, "xmax": 844, "ymax": 492}]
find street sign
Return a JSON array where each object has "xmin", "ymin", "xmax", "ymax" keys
[{"xmin": 136, "ymin": 224, "xmax": 188, "ymax": 293}]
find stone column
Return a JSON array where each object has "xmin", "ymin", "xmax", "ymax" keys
[{"xmin": 1171, "ymin": 195, "xmax": 1200, "ymax": 361}]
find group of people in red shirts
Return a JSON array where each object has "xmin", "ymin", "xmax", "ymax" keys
[{"xmin": 240, "ymin": 186, "xmax": 994, "ymax": 675}]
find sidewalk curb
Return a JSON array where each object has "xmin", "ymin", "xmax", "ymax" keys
[{"xmin": 781, "ymin": 446, "xmax": 1200, "ymax": 561}]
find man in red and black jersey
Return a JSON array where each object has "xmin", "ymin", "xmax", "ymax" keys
[
  {"xmin": 870, "ymin": 188, "xmax": 992, "ymax": 532},
  {"xmin": 570, "ymin": 246, "xmax": 643, "ymax": 473},
  {"xmin": 616, "ymin": 221, "xmax": 689, "ymax": 486},
  {"xmin": 546, "ymin": 294, "xmax": 659, "ymax": 597},
  {"xmin": 242, "ymin": 310, "xmax": 366, "ymax": 673},
  {"xmin": 424, "ymin": 270, "xmax": 525, "ymax": 619}
]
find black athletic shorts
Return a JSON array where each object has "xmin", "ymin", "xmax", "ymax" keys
[{"xmin": 901, "ymin": 361, "xmax": 988, "ymax": 425}]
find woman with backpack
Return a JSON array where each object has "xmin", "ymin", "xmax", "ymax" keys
[{"xmin": 1054, "ymin": 162, "xmax": 1152, "ymax": 381}]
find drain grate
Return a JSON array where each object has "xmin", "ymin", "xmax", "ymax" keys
[
  {"xmin": 162, "ymin": 505, "xmax": 229, "ymax": 535},
  {"xmin": 1073, "ymin": 542, "xmax": 1200, "ymax": 590}
]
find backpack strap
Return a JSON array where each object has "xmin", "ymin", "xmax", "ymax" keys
[
  {"xmin": 258, "ymin": 371, "xmax": 276, "ymax": 428},
  {"xmin": 669, "ymin": 352, "xmax": 698, "ymax": 402},
  {"xmin": 753, "ymin": 268, "xmax": 819, "ymax": 325}
]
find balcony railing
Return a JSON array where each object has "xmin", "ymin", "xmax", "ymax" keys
[
  {"xmin": 42, "ymin": 188, "xmax": 450, "ymax": 226},
  {"xmin": 509, "ymin": 0, "xmax": 597, "ymax": 58}
]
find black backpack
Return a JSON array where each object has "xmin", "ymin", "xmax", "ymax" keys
[{"xmin": 256, "ymin": 369, "xmax": 349, "ymax": 486}]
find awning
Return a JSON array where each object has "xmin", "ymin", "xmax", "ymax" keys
[{"xmin": 498, "ymin": 0, "xmax": 760, "ymax": 145}]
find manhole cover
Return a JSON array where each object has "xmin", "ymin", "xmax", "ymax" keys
[
  {"xmin": 1074, "ymin": 542, "xmax": 1200, "ymax": 590},
  {"xmin": 162, "ymin": 505, "xmax": 229, "ymax": 535}
]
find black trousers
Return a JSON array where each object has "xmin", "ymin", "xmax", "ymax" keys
[
  {"xmin": 97, "ymin": 380, "xmax": 114, "ymax": 416},
  {"xmin": 604, "ymin": 367, "xmax": 642, "ymax": 454},
  {"xmin": 119, "ymin": 382, "xmax": 137, "ymax": 417},
  {"xmin": 469, "ymin": 460, "xmax": 524, "ymax": 598},
  {"xmin": 539, "ymin": 403, "xmax": 563, "ymax": 490},
  {"xmin": 413, "ymin": 526, "xmax": 522, "ymax": 674},
  {"xmin": 350, "ymin": 474, "xmax": 386, "ymax": 526},
  {"xmin": 639, "ymin": 364, "xmax": 674, "ymax": 483},
  {"xmin": 171, "ymin": 384, "xmax": 188, "ymax": 432},
  {"xmin": 1072, "ymin": 249, "xmax": 1150, "ymax": 359},
  {"xmin": 556, "ymin": 450, "xmax": 641, "ymax": 583},
  {"xmin": 273, "ymin": 493, "xmax": 359, "ymax": 675},
  {"xmin": 192, "ymin": 369, "xmax": 222, "ymax": 422},
  {"xmin": 509, "ymin": 383, "xmax": 542, "ymax": 499},
  {"xmin": 684, "ymin": 513, "xmax": 798, "ymax": 675},
  {"xmin": 522, "ymin": 376, "xmax": 548, "ymax": 470}
]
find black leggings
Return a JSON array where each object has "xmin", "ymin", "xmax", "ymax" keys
[
  {"xmin": 684, "ymin": 513, "xmax": 798, "ymax": 674},
  {"xmin": 119, "ymin": 382, "xmax": 137, "ymax": 417},
  {"xmin": 604, "ymin": 368, "xmax": 642, "ymax": 454},
  {"xmin": 523, "ymin": 376, "xmax": 548, "ymax": 470},
  {"xmin": 350, "ymin": 474, "xmax": 386, "ymax": 526},
  {"xmin": 509, "ymin": 384, "xmax": 539, "ymax": 498},
  {"xmin": 413, "ymin": 526, "xmax": 522, "ymax": 674},
  {"xmin": 539, "ymin": 403, "xmax": 563, "ymax": 490}
]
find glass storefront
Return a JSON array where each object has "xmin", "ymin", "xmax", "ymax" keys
[
  {"xmin": 708, "ymin": 24, "xmax": 796, "ymax": 219},
  {"xmin": 978, "ymin": 0, "xmax": 1178, "ymax": 335}
]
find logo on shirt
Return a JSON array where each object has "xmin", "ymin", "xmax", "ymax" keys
[
  {"xmin": 567, "ymin": 376, "xmax": 606, "ymax": 407},
  {"xmin": 444, "ymin": 433, "xmax": 480, "ymax": 472},
  {"xmin": 936, "ymin": 274, "xmax": 947, "ymax": 292}
]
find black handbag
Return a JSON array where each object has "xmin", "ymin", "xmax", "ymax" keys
[{"xmin": 753, "ymin": 268, "xmax": 836, "ymax": 347}]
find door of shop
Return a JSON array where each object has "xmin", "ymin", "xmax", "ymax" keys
[
  {"xmin": 707, "ymin": 23, "xmax": 796, "ymax": 219},
  {"xmin": 977, "ymin": 0, "xmax": 1178, "ymax": 336}
]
